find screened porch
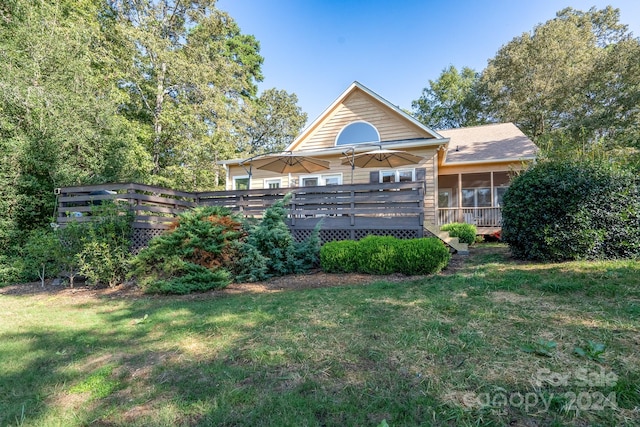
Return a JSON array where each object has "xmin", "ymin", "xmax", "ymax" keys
[{"xmin": 437, "ymin": 171, "xmax": 511, "ymax": 230}]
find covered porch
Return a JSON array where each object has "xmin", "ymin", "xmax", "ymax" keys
[{"xmin": 437, "ymin": 171, "xmax": 511, "ymax": 233}]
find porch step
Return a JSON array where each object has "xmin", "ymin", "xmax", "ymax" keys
[{"xmin": 424, "ymin": 224, "xmax": 469, "ymax": 255}]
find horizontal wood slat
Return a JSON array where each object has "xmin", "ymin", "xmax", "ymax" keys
[{"xmin": 56, "ymin": 181, "xmax": 427, "ymax": 245}]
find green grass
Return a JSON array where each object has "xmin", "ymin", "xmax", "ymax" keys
[{"xmin": 1, "ymin": 244, "xmax": 639, "ymax": 426}]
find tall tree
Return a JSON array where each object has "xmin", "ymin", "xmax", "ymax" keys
[
  {"xmin": 481, "ymin": 5, "xmax": 639, "ymax": 161},
  {"xmin": 412, "ymin": 65, "xmax": 490, "ymax": 130},
  {"xmin": 108, "ymin": 0, "xmax": 264, "ymax": 190},
  {"xmin": 0, "ymin": 0, "xmax": 145, "ymax": 248},
  {"xmin": 243, "ymin": 88, "xmax": 308, "ymax": 155}
]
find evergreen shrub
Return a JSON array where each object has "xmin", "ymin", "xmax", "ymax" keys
[
  {"xmin": 501, "ymin": 159, "xmax": 640, "ymax": 261},
  {"xmin": 320, "ymin": 235, "xmax": 450, "ymax": 275}
]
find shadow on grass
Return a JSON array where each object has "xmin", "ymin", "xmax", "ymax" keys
[{"xmin": 1, "ymin": 245, "xmax": 639, "ymax": 426}]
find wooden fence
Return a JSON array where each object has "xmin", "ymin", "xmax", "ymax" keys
[{"xmin": 56, "ymin": 181, "xmax": 426, "ymax": 251}]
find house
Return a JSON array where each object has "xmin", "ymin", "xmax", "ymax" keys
[{"xmin": 222, "ymin": 81, "xmax": 537, "ymax": 236}]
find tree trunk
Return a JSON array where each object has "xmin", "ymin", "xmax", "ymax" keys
[{"xmin": 152, "ymin": 61, "xmax": 166, "ymax": 175}]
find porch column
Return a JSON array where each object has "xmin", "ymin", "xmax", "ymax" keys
[
  {"xmin": 457, "ymin": 173, "xmax": 463, "ymax": 223},
  {"xmin": 490, "ymin": 171, "xmax": 494, "ymax": 208}
]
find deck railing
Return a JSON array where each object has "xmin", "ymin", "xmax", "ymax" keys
[
  {"xmin": 56, "ymin": 181, "xmax": 426, "ymax": 249},
  {"xmin": 437, "ymin": 207, "xmax": 502, "ymax": 227}
]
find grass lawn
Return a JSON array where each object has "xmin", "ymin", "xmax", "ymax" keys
[{"xmin": 0, "ymin": 244, "xmax": 638, "ymax": 426}]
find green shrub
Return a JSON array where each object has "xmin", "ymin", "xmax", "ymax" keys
[
  {"xmin": 356, "ymin": 235, "xmax": 399, "ymax": 275},
  {"xmin": 319, "ymin": 240, "xmax": 359, "ymax": 273},
  {"xmin": 20, "ymin": 201, "xmax": 132, "ymax": 288},
  {"xmin": 75, "ymin": 202, "xmax": 133, "ymax": 287},
  {"xmin": 320, "ymin": 235, "xmax": 450, "ymax": 275},
  {"xmin": 131, "ymin": 206, "xmax": 242, "ymax": 293},
  {"xmin": 24, "ymin": 228, "xmax": 61, "ymax": 286},
  {"xmin": 395, "ymin": 238, "xmax": 451, "ymax": 275},
  {"xmin": 502, "ymin": 159, "xmax": 640, "ymax": 261},
  {"xmin": 440, "ymin": 223, "xmax": 477, "ymax": 245},
  {"xmin": 245, "ymin": 196, "xmax": 320, "ymax": 277}
]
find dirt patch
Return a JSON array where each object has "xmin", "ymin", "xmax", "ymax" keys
[{"xmin": 0, "ymin": 251, "xmax": 473, "ymax": 300}]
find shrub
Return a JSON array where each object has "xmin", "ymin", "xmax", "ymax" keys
[
  {"xmin": 356, "ymin": 235, "xmax": 400, "ymax": 275},
  {"xmin": 320, "ymin": 235, "xmax": 450, "ymax": 275},
  {"xmin": 20, "ymin": 201, "xmax": 132, "ymax": 288},
  {"xmin": 75, "ymin": 202, "xmax": 133, "ymax": 287},
  {"xmin": 24, "ymin": 228, "xmax": 60, "ymax": 286},
  {"xmin": 395, "ymin": 238, "xmax": 451, "ymax": 275},
  {"xmin": 440, "ymin": 223, "xmax": 477, "ymax": 245},
  {"xmin": 245, "ymin": 196, "xmax": 320, "ymax": 277},
  {"xmin": 131, "ymin": 206, "xmax": 242, "ymax": 293},
  {"xmin": 320, "ymin": 240, "xmax": 360, "ymax": 273},
  {"xmin": 501, "ymin": 159, "xmax": 640, "ymax": 261}
]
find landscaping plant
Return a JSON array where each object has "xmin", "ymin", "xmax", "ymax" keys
[
  {"xmin": 320, "ymin": 235, "xmax": 450, "ymax": 275},
  {"xmin": 502, "ymin": 159, "xmax": 640, "ymax": 261},
  {"xmin": 440, "ymin": 222, "xmax": 477, "ymax": 245}
]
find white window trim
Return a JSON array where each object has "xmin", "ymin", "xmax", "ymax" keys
[
  {"xmin": 462, "ymin": 187, "xmax": 492, "ymax": 208},
  {"xmin": 379, "ymin": 168, "xmax": 415, "ymax": 183},
  {"xmin": 335, "ymin": 120, "xmax": 381, "ymax": 147},
  {"xmin": 264, "ymin": 178, "xmax": 282, "ymax": 189},
  {"xmin": 233, "ymin": 175, "xmax": 250, "ymax": 190},
  {"xmin": 300, "ymin": 173, "xmax": 343, "ymax": 187}
]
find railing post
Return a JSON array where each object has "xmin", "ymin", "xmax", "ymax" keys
[
  {"xmin": 350, "ymin": 189, "xmax": 355, "ymax": 226},
  {"xmin": 290, "ymin": 192, "xmax": 296, "ymax": 226}
]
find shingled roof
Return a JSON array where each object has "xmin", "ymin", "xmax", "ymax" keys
[{"xmin": 439, "ymin": 123, "xmax": 537, "ymax": 164}]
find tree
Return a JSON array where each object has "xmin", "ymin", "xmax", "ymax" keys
[
  {"xmin": 412, "ymin": 66, "xmax": 490, "ymax": 130},
  {"xmin": 0, "ymin": 0, "xmax": 146, "ymax": 248},
  {"xmin": 243, "ymin": 88, "xmax": 308, "ymax": 155},
  {"xmin": 481, "ymin": 6, "xmax": 639, "ymax": 161},
  {"xmin": 108, "ymin": 0, "xmax": 265, "ymax": 190}
]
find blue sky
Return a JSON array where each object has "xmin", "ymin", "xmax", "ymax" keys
[{"xmin": 217, "ymin": 1, "xmax": 640, "ymax": 124}]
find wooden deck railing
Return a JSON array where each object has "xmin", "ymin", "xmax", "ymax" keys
[
  {"xmin": 437, "ymin": 207, "xmax": 502, "ymax": 227},
  {"xmin": 56, "ymin": 181, "xmax": 426, "ymax": 248}
]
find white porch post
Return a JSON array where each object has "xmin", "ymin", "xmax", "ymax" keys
[
  {"xmin": 490, "ymin": 171, "xmax": 494, "ymax": 207},
  {"xmin": 457, "ymin": 173, "xmax": 463, "ymax": 223}
]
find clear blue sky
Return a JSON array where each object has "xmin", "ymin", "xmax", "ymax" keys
[{"xmin": 217, "ymin": 0, "xmax": 640, "ymax": 124}]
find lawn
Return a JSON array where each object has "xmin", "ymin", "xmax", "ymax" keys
[{"xmin": 0, "ymin": 244, "xmax": 638, "ymax": 426}]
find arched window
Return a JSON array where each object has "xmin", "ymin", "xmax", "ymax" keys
[{"xmin": 335, "ymin": 121, "xmax": 380, "ymax": 146}]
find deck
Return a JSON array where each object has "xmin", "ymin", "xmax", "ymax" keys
[{"xmin": 56, "ymin": 182, "xmax": 431, "ymax": 251}]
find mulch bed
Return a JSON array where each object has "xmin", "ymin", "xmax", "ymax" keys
[{"xmin": 0, "ymin": 251, "xmax": 470, "ymax": 301}]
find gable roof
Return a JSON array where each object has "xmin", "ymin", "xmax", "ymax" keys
[
  {"xmin": 286, "ymin": 81, "xmax": 444, "ymax": 151},
  {"xmin": 439, "ymin": 123, "xmax": 538, "ymax": 165}
]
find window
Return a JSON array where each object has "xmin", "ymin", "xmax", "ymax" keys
[
  {"xmin": 264, "ymin": 178, "xmax": 281, "ymax": 189},
  {"xmin": 438, "ymin": 188, "xmax": 453, "ymax": 208},
  {"xmin": 300, "ymin": 174, "xmax": 343, "ymax": 187},
  {"xmin": 462, "ymin": 188, "xmax": 491, "ymax": 207},
  {"xmin": 379, "ymin": 169, "xmax": 415, "ymax": 183},
  {"xmin": 335, "ymin": 121, "xmax": 380, "ymax": 146},
  {"xmin": 234, "ymin": 176, "xmax": 250, "ymax": 190},
  {"xmin": 301, "ymin": 176, "xmax": 319, "ymax": 187},
  {"xmin": 495, "ymin": 186, "xmax": 508, "ymax": 207}
]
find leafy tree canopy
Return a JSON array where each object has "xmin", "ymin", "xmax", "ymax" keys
[{"xmin": 412, "ymin": 65, "xmax": 491, "ymax": 130}]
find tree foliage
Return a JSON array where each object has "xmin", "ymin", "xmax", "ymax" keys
[
  {"xmin": 480, "ymin": 6, "xmax": 640, "ymax": 163},
  {"xmin": 0, "ymin": 0, "xmax": 307, "ymax": 272},
  {"xmin": 412, "ymin": 65, "xmax": 490, "ymax": 130},
  {"xmin": 243, "ymin": 88, "xmax": 308, "ymax": 154}
]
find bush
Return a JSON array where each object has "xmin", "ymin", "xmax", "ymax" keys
[
  {"xmin": 356, "ymin": 235, "xmax": 400, "ymax": 275},
  {"xmin": 320, "ymin": 235, "xmax": 450, "ymax": 275},
  {"xmin": 131, "ymin": 206, "xmax": 242, "ymax": 293},
  {"xmin": 501, "ymin": 159, "xmax": 640, "ymax": 261},
  {"xmin": 395, "ymin": 238, "xmax": 451, "ymax": 275},
  {"xmin": 20, "ymin": 201, "xmax": 133, "ymax": 287},
  {"xmin": 440, "ymin": 223, "xmax": 477, "ymax": 244},
  {"xmin": 245, "ymin": 196, "xmax": 320, "ymax": 277},
  {"xmin": 320, "ymin": 240, "xmax": 360, "ymax": 273},
  {"xmin": 131, "ymin": 197, "xmax": 321, "ymax": 294}
]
